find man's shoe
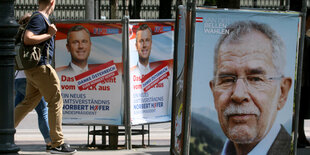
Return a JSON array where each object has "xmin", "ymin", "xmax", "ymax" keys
[
  {"xmin": 46, "ymin": 145, "xmax": 52, "ymax": 151},
  {"xmin": 50, "ymin": 143, "xmax": 77, "ymax": 154}
]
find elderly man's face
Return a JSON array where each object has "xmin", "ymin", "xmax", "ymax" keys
[
  {"xmin": 66, "ymin": 29, "xmax": 92, "ymax": 65},
  {"xmin": 136, "ymin": 29, "xmax": 152, "ymax": 62},
  {"xmin": 210, "ymin": 30, "xmax": 290, "ymax": 144}
]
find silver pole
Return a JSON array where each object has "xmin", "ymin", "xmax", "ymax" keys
[
  {"xmin": 122, "ymin": 16, "xmax": 132, "ymax": 150},
  {"xmin": 183, "ymin": 0, "xmax": 196, "ymax": 154}
]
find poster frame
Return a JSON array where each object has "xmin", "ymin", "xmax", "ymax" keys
[
  {"xmin": 54, "ymin": 19, "xmax": 125, "ymax": 126},
  {"xmin": 183, "ymin": 2, "xmax": 196, "ymax": 155},
  {"xmin": 170, "ymin": 3, "xmax": 182, "ymax": 155},
  {"xmin": 54, "ymin": 18, "xmax": 176, "ymax": 150},
  {"xmin": 170, "ymin": 2, "xmax": 196, "ymax": 155},
  {"xmin": 182, "ymin": 6, "xmax": 305, "ymax": 155},
  {"xmin": 127, "ymin": 18, "xmax": 175, "ymax": 149},
  {"xmin": 293, "ymin": 0, "xmax": 307, "ymax": 154},
  {"xmin": 127, "ymin": 19, "xmax": 175, "ymax": 126}
]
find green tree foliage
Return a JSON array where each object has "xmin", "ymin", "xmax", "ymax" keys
[{"xmin": 190, "ymin": 114, "xmax": 224, "ymax": 155}]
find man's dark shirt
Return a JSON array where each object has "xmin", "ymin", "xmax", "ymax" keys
[{"xmin": 26, "ymin": 11, "xmax": 54, "ymax": 65}]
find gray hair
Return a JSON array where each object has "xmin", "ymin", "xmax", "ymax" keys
[{"xmin": 213, "ymin": 20, "xmax": 286, "ymax": 76}]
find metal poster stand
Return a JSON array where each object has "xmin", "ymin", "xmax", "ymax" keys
[
  {"xmin": 295, "ymin": 0, "xmax": 308, "ymax": 154},
  {"xmin": 123, "ymin": 16, "xmax": 131, "ymax": 150},
  {"xmin": 183, "ymin": 1, "xmax": 196, "ymax": 155},
  {"xmin": 170, "ymin": 2, "xmax": 182, "ymax": 155},
  {"xmin": 170, "ymin": 0, "xmax": 196, "ymax": 154},
  {"xmin": 170, "ymin": 0, "xmax": 198, "ymax": 154},
  {"xmin": 55, "ymin": 17, "xmax": 174, "ymax": 150}
]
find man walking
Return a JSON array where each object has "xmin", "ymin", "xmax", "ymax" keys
[{"xmin": 14, "ymin": 0, "xmax": 76, "ymax": 154}]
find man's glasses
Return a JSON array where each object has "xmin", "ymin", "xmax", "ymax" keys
[{"xmin": 213, "ymin": 74, "xmax": 283, "ymax": 91}]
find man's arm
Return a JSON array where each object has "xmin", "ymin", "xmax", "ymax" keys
[{"xmin": 24, "ymin": 24, "xmax": 57, "ymax": 45}]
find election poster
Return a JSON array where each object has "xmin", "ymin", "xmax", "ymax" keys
[
  {"xmin": 189, "ymin": 9, "xmax": 300, "ymax": 154},
  {"xmin": 171, "ymin": 5, "xmax": 187, "ymax": 155},
  {"xmin": 55, "ymin": 22, "xmax": 123, "ymax": 125},
  {"xmin": 129, "ymin": 21, "xmax": 174, "ymax": 125}
]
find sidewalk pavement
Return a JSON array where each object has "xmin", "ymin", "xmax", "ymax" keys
[
  {"xmin": 13, "ymin": 112, "xmax": 310, "ymax": 155},
  {"xmin": 15, "ymin": 111, "xmax": 171, "ymax": 155},
  {"xmin": 16, "ymin": 145, "xmax": 170, "ymax": 155}
]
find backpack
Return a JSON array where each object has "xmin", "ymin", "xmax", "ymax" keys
[{"xmin": 15, "ymin": 13, "xmax": 50, "ymax": 70}]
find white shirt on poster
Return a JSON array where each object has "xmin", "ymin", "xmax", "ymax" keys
[
  {"xmin": 57, "ymin": 62, "xmax": 89, "ymax": 77},
  {"xmin": 137, "ymin": 61, "xmax": 151, "ymax": 75},
  {"xmin": 221, "ymin": 123, "xmax": 281, "ymax": 155},
  {"xmin": 69, "ymin": 62, "xmax": 89, "ymax": 75}
]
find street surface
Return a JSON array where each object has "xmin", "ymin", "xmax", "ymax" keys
[
  {"xmin": 15, "ymin": 111, "xmax": 171, "ymax": 155},
  {"xmin": 15, "ymin": 111, "xmax": 310, "ymax": 155}
]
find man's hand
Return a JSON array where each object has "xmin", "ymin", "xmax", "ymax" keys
[{"xmin": 48, "ymin": 24, "xmax": 57, "ymax": 37}]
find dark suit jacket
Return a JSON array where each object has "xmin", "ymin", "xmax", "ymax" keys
[{"xmin": 267, "ymin": 125, "xmax": 291, "ymax": 155}]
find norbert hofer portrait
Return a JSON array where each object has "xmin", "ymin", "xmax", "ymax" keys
[{"xmin": 209, "ymin": 20, "xmax": 292, "ymax": 155}]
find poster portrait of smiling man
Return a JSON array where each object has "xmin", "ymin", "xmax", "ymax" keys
[{"xmin": 189, "ymin": 9, "xmax": 300, "ymax": 155}]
